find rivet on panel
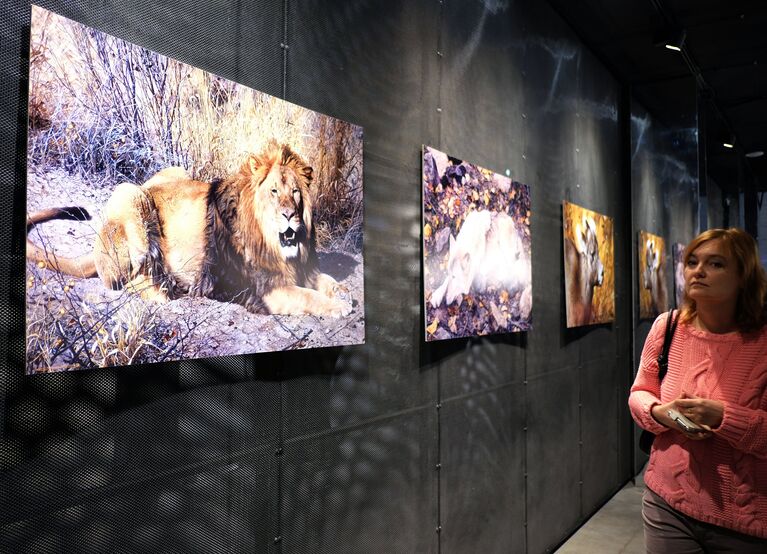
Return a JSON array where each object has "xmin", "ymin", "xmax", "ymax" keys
[
  {"xmin": 436, "ymin": 526, "xmax": 442, "ymax": 533},
  {"xmin": 436, "ymin": 107, "xmax": 442, "ymax": 113},
  {"xmin": 274, "ymin": 536, "xmax": 282, "ymax": 544}
]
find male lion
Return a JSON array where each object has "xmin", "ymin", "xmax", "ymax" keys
[{"xmin": 27, "ymin": 142, "xmax": 352, "ymax": 317}]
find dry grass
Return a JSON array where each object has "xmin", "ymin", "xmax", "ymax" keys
[
  {"xmin": 26, "ymin": 270, "xmax": 200, "ymax": 373},
  {"xmin": 25, "ymin": 236, "xmax": 199, "ymax": 373},
  {"xmin": 28, "ymin": 6, "xmax": 363, "ymax": 252}
]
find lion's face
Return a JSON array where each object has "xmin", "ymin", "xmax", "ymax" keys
[{"xmin": 250, "ymin": 149, "xmax": 313, "ymax": 261}]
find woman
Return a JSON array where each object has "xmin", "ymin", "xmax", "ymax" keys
[{"xmin": 629, "ymin": 228, "xmax": 767, "ymax": 553}]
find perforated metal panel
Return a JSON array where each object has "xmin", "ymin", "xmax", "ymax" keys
[{"xmin": 0, "ymin": 1, "xmax": 671, "ymax": 553}]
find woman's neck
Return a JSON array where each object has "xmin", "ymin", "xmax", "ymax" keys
[{"xmin": 694, "ymin": 301, "xmax": 738, "ymax": 334}]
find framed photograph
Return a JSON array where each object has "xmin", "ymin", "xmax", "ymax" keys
[
  {"xmin": 25, "ymin": 6, "xmax": 365, "ymax": 373},
  {"xmin": 672, "ymin": 242, "xmax": 686, "ymax": 308},
  {"xmin": 562, "ymin": 201, "xmax": 615, "ymax": 327},
  {"xmin": 422, "ymin": 146, "xmax": 532, "ymax": 341},
  {"xmin": 638, "ymin": 230, "xmax": 669, "ymax": 319}
]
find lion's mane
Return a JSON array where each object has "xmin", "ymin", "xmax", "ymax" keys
[{"xmin": 201, "ymin": 142, "xmax": 320, "ymax": 313}]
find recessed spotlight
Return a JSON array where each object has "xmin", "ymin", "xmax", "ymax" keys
[{"xmin": 745, "ymin": 150, "xmax": 764, "ymax": 158}]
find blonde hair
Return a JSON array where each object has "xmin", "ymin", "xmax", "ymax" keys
[{"xmin": 679, "ymin": 228, "xmax": 767, "ymax": 332}]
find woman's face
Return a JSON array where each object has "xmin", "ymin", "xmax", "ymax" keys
[{"xmin": 684, "ymin": 238, "xmax": 741, "ymax": 305}]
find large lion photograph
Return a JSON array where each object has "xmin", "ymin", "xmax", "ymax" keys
[{"xmin": 25, "ymin": 6, "xmax": 365, "ymax": 373}]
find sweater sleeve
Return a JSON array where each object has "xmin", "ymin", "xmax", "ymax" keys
[
  {"xmin": 628, "ymin": 313, "xmax": 670, "ymax": 435},
  {"xmin": 714, "ymin": 402, "xmax": 767, "ymax": 458}
]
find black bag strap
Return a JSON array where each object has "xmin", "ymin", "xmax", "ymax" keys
[{"xmin": 656, "ymin": 309, "xmax": 678, "ymax": 382}]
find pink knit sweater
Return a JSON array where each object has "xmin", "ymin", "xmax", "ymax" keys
[{"xmin": 629, "ymin": 312, "xmax": 767, "ymax": 538}]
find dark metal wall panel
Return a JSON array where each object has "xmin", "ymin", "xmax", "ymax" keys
[
  {"xmin": 438, "ymin": 1, "xmax": 523, "ymax": 171},
  {"xmin": 441, "ymin": 385, "xmax": 526, "ymax": 554},
  {"xmin": 0, "ymin": 1, "xmax": 644, "ymax": 553},
  {"xmin": 1, "ymin": 457, "xmax": 275, "ymax": 554},
  {"xmin": 526, "ymin": 368, "xmax": 581, "ymax": 554},
  {"xmin": 282, "ymin": 0, "xmax": 441, "ymax": 428},
  {"xmin": 280, "ymin": 410, "xmax": 436, "ymax": 554},
  {"xmin": 580, "ymin": 359, "xmax": 621, "ymax": 514},
  {"xmin": 438, "ymin": 338, "xmax": 527, "ymax": 402}
]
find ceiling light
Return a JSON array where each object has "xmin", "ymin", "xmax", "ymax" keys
[
  {"xmin": 745, "ymin": 150, "xmax": 764, "ymax": 158},
  {"xmin": 654, "ymin": 27, "xmax": 686, "ymax": 52},
  {"xmin": 723, "ymin": 142, "xmax": 734, "ymax": 149}
]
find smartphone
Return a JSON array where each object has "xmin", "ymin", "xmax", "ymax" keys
[{"xmin": 667, "ymin": 408, "xmax": 705, "ymax": 433}]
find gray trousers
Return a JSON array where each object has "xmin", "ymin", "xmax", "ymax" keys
[{"xmin": 642, "ymin": 488, "xmax": 767, "ymax": 553}]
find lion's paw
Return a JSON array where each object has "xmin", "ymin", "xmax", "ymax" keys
[
  {"xmin": 328, "ymin": 282, "xmax": 350, "ymax": 297},
  {"xmin": 326, "ymin": 298, "xmax": 353, "ymax": 318}
]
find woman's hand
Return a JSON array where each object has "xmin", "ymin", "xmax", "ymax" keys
[
  {"xmin": 675, "ymin": 392, "xmax": 724, "ymax": 429},
  {"xmin": 651, "ymin": 398, "xmax": 713, "ymax": 440}
]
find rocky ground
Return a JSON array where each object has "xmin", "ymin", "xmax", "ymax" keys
[{"xmin": 25, "ymin": 168, "xmax": 365, "ymax": 373}]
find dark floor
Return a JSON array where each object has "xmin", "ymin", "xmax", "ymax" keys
[{"xmin": 555, "ymin": 467, "xmax": 646, "ymax": 553}]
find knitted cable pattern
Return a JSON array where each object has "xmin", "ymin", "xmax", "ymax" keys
[{"xmin": 629, "ymin": 313, "xmax": 767, "ymax": 538}]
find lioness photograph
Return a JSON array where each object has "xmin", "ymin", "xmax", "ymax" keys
[
  {"xmin": 672, "ymin": 242, "xmax": 686, "ymax": 309},
  {"xmin": 422, "ymin": 146, "xmax": 532, "ymax": 341},
  {"xmin": 562, "ymin": 201, "xmax": 615, "ymax": 328},
  {"xmin": 638, "ymin": 230, "xmax": 669, "ymax": 319},
  {"xmin": 25, "ymin": 6, "xmax": 365, "ymax": 373}
]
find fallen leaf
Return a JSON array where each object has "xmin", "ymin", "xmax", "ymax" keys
[
  {"xmin": 426, "ymin": 318, "xmax": 439, "ymax": 335},
  {"xmin": 490, "ymin": 302, "xmax": 506, "ymax": 327}
]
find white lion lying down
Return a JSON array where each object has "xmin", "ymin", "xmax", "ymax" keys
[{"xmin": 430, "ymin": 210, "xmax": 531, "ymax": 308}]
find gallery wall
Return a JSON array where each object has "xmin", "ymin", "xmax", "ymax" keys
[
  {"xmin": 630, "ymin": 96, "xmax": 699, "ymax": 471},
  {"xmin": 1, "ymin": 1, "xmax": 695, "ymax": 553}
]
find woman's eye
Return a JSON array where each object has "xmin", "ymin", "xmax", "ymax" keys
[
  {"xmin": 686, "ymin": 260, "xmax": 697, "ymax": 267},
  {"xmin": 271, "ymin": 188, "xmax": 278, "ymax": 194}
]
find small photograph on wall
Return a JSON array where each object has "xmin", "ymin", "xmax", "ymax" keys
[
  {"xmin": 25, "ymin": 6, "xmax": 365, "ymax": 373},
  {"xmin": 422, "ymin": 146, "xmax": 532, "ymax": 341},
  {"xmin": 562, "ymin": 201, "xmax": 615, "ymax": 327},
  {"xmin": 638, "ymin": 230, "xmax": 669, "ymax": 319},
  {"xmin": 672, "ymin": 242, "xmax": 686, "ymax": 308}
]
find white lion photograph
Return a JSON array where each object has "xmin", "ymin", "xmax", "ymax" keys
[{"xmin": 422, "ymin": 146, "xmax": 532, "ymax": 341}]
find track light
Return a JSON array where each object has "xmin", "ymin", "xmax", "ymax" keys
[{"xmin": 654, "ymin": 27, "xmax": 686, "ymax": 52}]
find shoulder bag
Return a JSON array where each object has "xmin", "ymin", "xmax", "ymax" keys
[{"xmin": 638, "ymin": 309, "xmax": 679, "ymax": 455}]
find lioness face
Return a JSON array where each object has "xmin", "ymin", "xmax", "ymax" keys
[
  {"xmin": 444, "ymin": 234, "xmax": 473, "ymax": 305},
  {"xmin": 259, "ymin": 163, "xmax": 309, "ymax": 259}
]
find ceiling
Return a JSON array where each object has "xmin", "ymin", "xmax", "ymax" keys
[{"xmin": 547, "ymin": 0, "xmax": 767, "ymax": 193}]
